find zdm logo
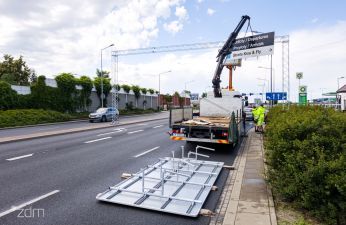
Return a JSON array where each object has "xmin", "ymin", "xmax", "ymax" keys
[{"xmin": 17, "ymin": 207, "xmax": 45, "ymax": 218}]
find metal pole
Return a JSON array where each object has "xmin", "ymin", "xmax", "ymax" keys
[
  {"xmin": 101, "ymin": 50, "xmax": 103, "ymax": 108},
  {"xmin": 158, "ymin": 74, "xmax": 160, "ymax": 110},
  {"xmin": 270, "ymin": 55, "xmax": 273, "ymax": 106}
]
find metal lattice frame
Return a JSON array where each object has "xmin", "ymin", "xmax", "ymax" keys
[
  {"xmin": 275, "ymin": 35, "xmax": 290, "ymax": 102},
  {"xmin": 110, "ymin": 35, "xmax": 290, "ymax": 123}
]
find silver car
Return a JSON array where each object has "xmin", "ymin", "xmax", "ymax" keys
[{"xmin": 89, "ymin": 107, "xmax": 119, "ymax": 122}]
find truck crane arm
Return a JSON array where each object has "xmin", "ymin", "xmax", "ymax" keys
[{"xmin": 212, "ymin": 15, "xmax": 250, "ymax": 97}]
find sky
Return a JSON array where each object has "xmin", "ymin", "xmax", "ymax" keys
[{"xmin": 1, "ymin": 0, "xmax": 346, "ymax": 102}]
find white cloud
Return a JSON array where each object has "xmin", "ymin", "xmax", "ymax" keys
[
  {"xmin": 164, "ymin": 20, "xmax": 184, "ymax": 34},
  {"xmin": 0, "ymin": 0, "xmax": 185, "ymax": 78},
  {"xmin": 207, "ymin": 8, "xmax": 215, "ymax": 16},
  {"xmin": 175, "ymin": 6, "xmax": 188, "ymax": 20}
]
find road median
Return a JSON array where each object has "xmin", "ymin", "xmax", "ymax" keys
[{"xmin": 0, "ymin": 113, "xmax": 167, "ymax": 144}]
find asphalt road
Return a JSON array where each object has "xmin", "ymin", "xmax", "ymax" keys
[
  {"xmin": 0, "ymin": 112, "xmax": 168, "ymax": 139},
  {"xmin": 0, "ymin": 118, "xmax": 253, "ymax": 225}
]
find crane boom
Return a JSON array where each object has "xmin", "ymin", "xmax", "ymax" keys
[{"xmin": 212, "ymin": 15, "xmax": 250, "ymax": 97}]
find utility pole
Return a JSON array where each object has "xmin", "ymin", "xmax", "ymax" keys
[{"xmin": 100, "ymin": 44, "xmax": 114, "ymax": 108}]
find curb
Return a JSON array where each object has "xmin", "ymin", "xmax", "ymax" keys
[
  {"xmin": 0, "ymin": 112, "xmax": 165, "ymax": 130},
  {"xmin": 0, "ymin": 117, "xmax": 167, "ymax": 144}
]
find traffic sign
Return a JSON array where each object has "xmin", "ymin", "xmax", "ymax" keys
[
  {"xmin": 266, "ymin": 92, "xmax": 287, "ymax": 101},
  {"xmin": 228, "ymin": 32, "xmax": 275, "ymax": 60},
  {"xmin": 296, "ymin": 72, "xmax": 303, "ymax": 79},
  {"xmin": 299, "ymin": 85, "xmax": 307, "ymax": 94},
  {"xmin": 299, "ymin": 93, "xmax": 307, "ymax": 105}
]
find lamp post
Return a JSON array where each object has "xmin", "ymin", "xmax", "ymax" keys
[
  {"xmin": 337, "ymin": 76, "xmax": 345, "ymax": 90},
  {"xmin": 184, "ymin": 80, "xmax": 195, "ymax": 106},
  {"xmin": 158, "ymin": 70, "xmax": 172, "ymax": 110},
  {"xmin": 258, "ymin": 66, "xmax": 275, "ymax": 106},
  {"xmin": 100, "ymin": 43, "xmax": 114, "ymax": 108}
]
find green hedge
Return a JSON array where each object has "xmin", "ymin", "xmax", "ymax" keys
[
  {"xmin": 0, "ymin": 109, "xmax": 72, "ymax": 128},
  {"xmin": 264, "ymin": 106, "xmax": 346, "ymax": 225}
]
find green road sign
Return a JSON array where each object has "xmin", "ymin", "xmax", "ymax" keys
[
  {"xmin": 296, "ymin": 72, "xmax": 303, "ymax": 79},
  {"xmin": 299, "ymin": 93, "xmax": 307, "ymax": 105},
  {"xmin": 299, "ymin": 85, "xmax": 307, "ymax": 94}
]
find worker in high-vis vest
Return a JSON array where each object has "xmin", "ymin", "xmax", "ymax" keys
[
  {"xmin": 252, "ymin": 106, "xmax": 259, "ymax": 132},
  {"xmin": 256, "ymin": 104, "xmax": 265, "ymax": 132}
]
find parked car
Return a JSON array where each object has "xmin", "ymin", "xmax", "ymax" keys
[
  {"xmin": 89, "ymin": 107, "xmax": 119, "ymax": 122},
  {"xmin": 243, "ymin": 107, "xmax": 254, "ymax": 121}
]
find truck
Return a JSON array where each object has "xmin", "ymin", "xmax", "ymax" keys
[{"xmin": 169, "ymin": 15, "xmax": 251, "ymax": 146}]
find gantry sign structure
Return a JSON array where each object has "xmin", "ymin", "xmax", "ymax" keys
[{"xmin": 110, "ymin": 36, "xmax": 290, "ymax": 124}]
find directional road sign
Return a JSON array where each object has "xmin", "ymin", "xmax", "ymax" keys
[
  {"xmin": 227, "ymin": 32, "xmax": 275, "ymax": 60},
  {"xmin": 266, "ymin": 92, "xmax": 287, "ymax": 101}
]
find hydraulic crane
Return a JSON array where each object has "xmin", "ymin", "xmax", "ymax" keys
[{"xmin": 212, "ymin": 15, "xmax": 250, "ymax": 97}]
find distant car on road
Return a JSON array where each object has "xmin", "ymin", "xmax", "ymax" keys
[
  {"xmin": 89, "ymin": 107, "xmax": 119, "ymax": 122},
  {"xmin": 243, "ymin": 107, "xmax": 254, "ymax": 121}
]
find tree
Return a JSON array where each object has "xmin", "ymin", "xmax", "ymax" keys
[
  {"xmin": 141, "ymin": 88, "xmax": 147, "ymax": 109},
  {"xmin": 131, "ymin": 85, "xmax": 141, "ymax": 108},
  {"xmin": 78, "ymin": 76, "xmax": 93, "ymax": 111},
  {"xmin": 121, "ymin": 84, "xmax": 131, "ymax": 103},
  {"xmin": 148, "ymin": 88, "xmax": 155, "ymax": 95},
  {"xmin": 0, "ymin": 54, "xmax": 36, "ymax": 85},
  {"xmin": 201, "ymin": 92, "xmax": 207, "ymax": 98},
  {"xmin": 0, "ymin": 81, "xmax": 18, "ymax": 110},
  {"xmin": 96, "ymin": 69, "xmax": 110, "ymax": 78},
  {"xmin": 94, "ymin": 77, "xmax": 111, "ymax": 107},
  {"xmin": 55, "ymin": 73, "xmax": 77, "ymax": 112}
]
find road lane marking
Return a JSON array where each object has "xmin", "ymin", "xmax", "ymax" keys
[
  {"xmin": 0, "ymin": 190, "xmax": 60, "ymax": 218},
  {"xmin": 134, "ymin": 146, "xmax": 160, "ymax": 158},
  {"xmin": 113, "ymin": 128, "xmax": 126, "ymax": 131},
  {"xmin": 97, "ymin": 129, "xmax": 125, "ymax": 136},
  {"xmin": 127, "ymin": 130, "xmax": 143, "ymax": 134},
  {"xmin": 84, "ymin": 137, "xmax": 111, "ymax": 143},
  {"xmin": 6, "ymin": 154, "xmax": 34, "ymax": 161},
  {"xmin": 153, "ymin": 125, "xmax": 163, "ymax": 128}
]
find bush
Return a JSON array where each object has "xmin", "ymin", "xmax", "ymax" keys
[
  {"xmin": 264, "ymin": 105, "xmax": 346, "ymax": 225},
  {"xmin": 0, "ymin": 109, "xmax": 72, "ymax": 128},
  {"xmin": 0, "ymin": 81, "xmax": 18, "ymax": 110}
]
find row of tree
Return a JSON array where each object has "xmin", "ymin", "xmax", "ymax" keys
[{"xmin": 0, "ymin": 55, "xmax": 158, "ymax": 112}]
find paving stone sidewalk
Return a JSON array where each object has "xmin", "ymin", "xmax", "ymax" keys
[{"xmin": 221, "ymin": 129, "xmax": 277, "ymax": 225}]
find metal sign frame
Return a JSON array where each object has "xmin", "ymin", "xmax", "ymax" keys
[{"xmin": 96, "ymin": 146, "xmax": 224, "ymax": 217}]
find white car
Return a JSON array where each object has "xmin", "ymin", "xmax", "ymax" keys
[{"xmin": 89, "ymin": 107, "xmax": 119, "ymax": 122}]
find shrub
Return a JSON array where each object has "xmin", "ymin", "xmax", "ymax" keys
[
  {"xmin": 264, "ymin": 105, "xmax": 346, "ymax": 225},
  {"xmin": 0, "ymin": 109, "xmax": 72, "ymax": 128},
  {"xmin": 0, "ymin": 81, "xmax": 18, "ymax": 110}
]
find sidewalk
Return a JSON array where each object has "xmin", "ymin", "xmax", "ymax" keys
[{"xmin": 222, "ymin": 129, "xmax": 277, "ymax": 225}]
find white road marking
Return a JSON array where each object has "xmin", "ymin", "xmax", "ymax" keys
[
  {"xmin": 97, "ymin": 129, "xmax": 125, "ymax": 136},
  {"xmin": 113, "ymin": 128, "xmax": 126, "ymax": 131},
  {"xmin": 134, "ymin": 146, "xmax": 160, "ymax": 158},
  {"xmin": 6, "ymin": 154, "xmax": 34, "ymax": 161},
  {"xmin": 0, "ymin": 190, "xmax": 60, "ymax": 218},
  {"xmin": 153, "ymin": 125, "xmax": 163, "ymax": 128},
  {"xmin": 84, "ymin": 137, "xmax": 111, "ymax": 143},
  {"xmin": 127, "ymin": 130, "xmax": 144, "ymax": 134}
]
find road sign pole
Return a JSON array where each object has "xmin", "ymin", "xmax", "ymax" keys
[{"xmin": 270, "ymin": 55, "xmax": 273, "ymax": 107}]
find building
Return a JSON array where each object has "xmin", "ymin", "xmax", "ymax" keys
[{"xmin": 336, "ymin": 84, "xmax": 346, "ymax": 111}]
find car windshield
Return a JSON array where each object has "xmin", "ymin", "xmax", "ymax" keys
[{"xmin": 95, "ymin": 108, "xmax": 107, "ymax": 114}]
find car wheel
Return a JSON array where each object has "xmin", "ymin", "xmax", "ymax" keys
[{"xmin": 102, "ymin": 116, "xmax": 106, "ymax": 122}]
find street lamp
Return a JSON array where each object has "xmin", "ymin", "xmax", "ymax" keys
[
  {"xmin": 100, "ymin": 43, "xmax": 114, "ymax": 108},
  {"xmin": 337, "ymin": 76, "xmax": 345, "ymax": 90},
  {"xmin": 184, "ymin": 80, "xmax": 195, "ymax": 106},
  {"xmin": 158, "ymin": 70, "xmax": 172, "ymax": 110},
  {"xmin": 257, "ymin": 77, "xmax": 269, "ymax": 92},
  {"xmin": 258, "ymin": 66, "xmax": 275, "ymax": 106}
]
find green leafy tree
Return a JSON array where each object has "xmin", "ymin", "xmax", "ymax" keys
[
  {"xmin": 201, "ymin": 92, "xmax": 207, "ymax": 98},
  {"xmin": 121, "ymin": 84, "xmax": 131, "ymax": 103},
  {"xmin": 96, "ymin": 69, "xmax": 110, "ymax": 78},
  {"xmin": 78, "ymin": 76, "xmax": 93, "ymax": 111},
  {"xmin": 94, "ymin": 77, "xmax": 111, "ymax": 107},
  {"xmin": 131, "ymin": 85, "xmax": 141, "ymax": 108},
  {"xmin": 114, "ymin": 84, "xmax": 121, "ymax": 91},
  {"xmin": 0, "ymin": 81, "xmax": 18, "ymax": 110},
  {"xmin": 141, "ymin": 88, "xmax": 147, "ymax": 109},
  {"xmin": 55, "ymin": 73, "xmax": 77, "ymax": 112},
  {"xmin": 148, "ymin": 88, "xmax": 155, "ymax": 95},
  {"xmin": 0, "ymin": 54, "xmax": 36, "ymax": 85}
]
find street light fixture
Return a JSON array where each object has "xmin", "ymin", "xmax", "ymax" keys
[
  {"xmin": 258, "ymin": 66, "xmax": 275, "ymax": 106},
  {"xmin": 337, "ymin": 76, "xmax": 345, "ymax": 90},
  {"xmin": 100, "ymin": 43, "xmax": 114, "ymax": 108},
  {"xmin": 158, "ymin": 70, "xmax": 172, "ymax": 110}
]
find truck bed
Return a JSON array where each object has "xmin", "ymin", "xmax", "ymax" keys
[{"xmin": 174, "ymin": 116, "xmax": 231, "ymax": 128}]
